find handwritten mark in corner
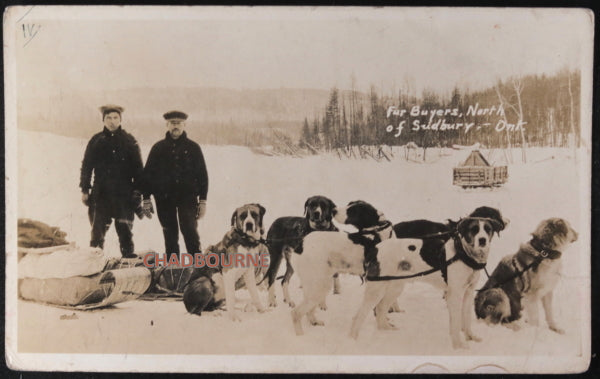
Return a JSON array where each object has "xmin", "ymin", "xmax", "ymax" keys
[{"xmin": 22, "ymin": 23, "xmax": 41, "ymax": 48}]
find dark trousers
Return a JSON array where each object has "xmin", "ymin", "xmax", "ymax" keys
[
  {"xmin": 88, "ymin": 194, "xmax": 135, "ymax": 256},
  {"xmin": 155, "ymin": 195, "xmax": 200, "ymax": 259}
]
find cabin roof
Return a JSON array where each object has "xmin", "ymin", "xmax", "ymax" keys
[{"xmin": 460, "ymin": 150, "xmax": 490, "ymax": 166}]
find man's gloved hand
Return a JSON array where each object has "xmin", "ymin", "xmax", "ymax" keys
[
  {"xmin": 197, "ymin": 199, "xmax": 206, "ymax": 220},
  {"xmin": 142, "ymin": 198, "xmax": 154, "ymax": 219},
  {"xmin": 132, "ymin": 191, "xmax": 145, "ymax": 219},
  {"xmin": 82, "ymin": 191, "xmax": 90, "ymax": 206}
]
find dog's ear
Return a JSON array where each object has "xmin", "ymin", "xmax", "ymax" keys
[
  {"xmin": 446, "ymin": 219, "xmax": 458, "ymax": 230},
  {"xmin": 251, "ymin": 203, "xmax": 266, "ymax": 235},
  {"xmin": 258, "ymin": 204, "xmax": 266, "ymax": 218},
  {"xmin": 256, "ymin": 204, "xmax": 266, "ymax": 226},
  {"xmin": 457, "ymin": 218, "xmax": 471, "ymax": 238},
  {"xmin": 231, "ymin": 210, "xmax": 237, "ymax": 228},
  {"xmin": 328, "ymin": 199, "xmax": 337, "ymax": 217},
  {"xmin": 304, "ymin": 198, "xmax": 311, "ymax": 217},
  {"xmin": 489, "ymin": 218, "xmax": 508, "ymax": 236}
]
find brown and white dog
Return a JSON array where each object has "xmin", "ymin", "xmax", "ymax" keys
[
  {"xmin": 291, "ymin": 200, "xmax": 422, "ymax": 335},
  {"xmin": 190, "ymin": 203, "xmax": 269, "ymax": 322},
  {"xmin": 349, "ymin": 206, "xmax": 509, "ymax": 349},
  {"xmin": 263, "ymin": 196, "xmax": 338, "ymax": 307},
  {"xmin": 475, "ymin": 218, "xmax": 577, "ymax": 334}
]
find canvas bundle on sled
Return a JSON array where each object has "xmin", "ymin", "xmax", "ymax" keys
[{"xmin": 17, "ymin": 219, "xmax": 152, "ymax": 310}]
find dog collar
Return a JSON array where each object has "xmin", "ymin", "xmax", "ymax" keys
[
  {"xmin": 529, "ymin": 238, "xmax": 562, "ymax": 260},
  {"xmin": 360, "ymin": 219, "xmax": 393, "ymax": 234},
  {"xmin": 230, "ymin": 228, "xmax": 263, "ymax": 248}
]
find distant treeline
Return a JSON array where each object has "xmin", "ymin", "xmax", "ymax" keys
[{"xmin": 299, "ymin": 70, "xmax": 581, "ymax": 150}]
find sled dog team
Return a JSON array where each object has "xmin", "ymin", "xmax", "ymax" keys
[{"xmin": 183, "ymin": 196, "xmax": 577, "ymax": 350}]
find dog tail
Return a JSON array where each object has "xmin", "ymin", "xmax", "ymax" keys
[{"xmin": 260, "ymin": 250, "xmax": 284, "ymax": 287}]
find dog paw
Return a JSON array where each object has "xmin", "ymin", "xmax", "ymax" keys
[
  {"xmin": 504, "ymin": 322, "xmax": 521, "ymax": 332},
  {"xmin": 209, "ymin": 310, "xmax": 224, "ymax": 317},
  {"xmin": 333, "ymin": 287, "xmax": 341, "ymax": 295},
  {"xmin": 549, "ymin": 325, "xmax": 565, "ymax": 335},
  {"xmin": 310, "ymin": 319, "xmax": 325, "ymax": 326},
  {"xmin": 465, "ymin": 333, "xmax": 482, "ymax": 342},
  {"xmin": 268, "ymin": 300, "xmax": 277, "ymax": 308},
  {"xmin": 229, "ymin": 312, "xmax": 242, "ymax": 322},
  {"xmin": 349, "ymin": 331, "xmax": 359, "ymax": 340},
  {"xmin": 319, "ymin": 302, "xmax": 328, "ymax": 311}
]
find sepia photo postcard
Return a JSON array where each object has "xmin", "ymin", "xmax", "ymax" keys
[{"xmin": 3, "ymin": 6, "xmax": 593, "ymax": 373}]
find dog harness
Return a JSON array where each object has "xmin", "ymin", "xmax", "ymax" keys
[
  {"xmin": 366, "ymin": 255, "xmax": 461, "ymax": 281},
  {"xmin": 366, "ymin": 220, "xmax": 493, "ymax": 282},
  {"xmin": 480, "ymin": 239, "xmax": 562, "ymax": 292},
  {"xmin": 347, "ymin": 220, "xmax": 393, "ymax": 278},
  {"xmin": 228, "ymin": 228, "xmax": 265, "ymax": 248}
]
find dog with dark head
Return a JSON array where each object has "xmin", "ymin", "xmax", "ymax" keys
[
  {"xmin": 291, "ymin": 200, "xmax": 421, "ymax": 336},
  {"xmin": 183, "ymin": 265, "xmax": 224, "ymax": 316},
  {"xmin": 350, "ymin": 206, "xmax": 509, "ymax": 349},
  {"xmin": 475, "ymin": 217, "xmax": 577, "ymax": 334},
  {"xmin": 452, "ymin": 206, "xmax": 507, "ymax": 265},
  {"xmin": 264, "ymin": 196, "xmax": 337, "ymax": 307},
  {"xmin": 305, "ymin": 196, "xmax": 337, "ymax": 230}
]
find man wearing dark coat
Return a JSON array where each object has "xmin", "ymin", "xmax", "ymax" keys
[
  {"xmin": 142, "ymin": 111, "xmax": 208, "ymax": 259},
  {"xmin": 80, "ymin": 105, "xmax": 145, "ymax": 258}
]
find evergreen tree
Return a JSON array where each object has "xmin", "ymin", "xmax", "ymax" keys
[
  {"xmin": 312, "ymin": 117, "xmax": 320, "ymax": 147},
  {"xmin": 300, "ymin": 117, "xmax": 311, "ymax": 146}
]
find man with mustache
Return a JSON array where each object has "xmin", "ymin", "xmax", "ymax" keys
[{"xmin": 142, "ymin": 111, "xmax": 209, "ymax": 259}]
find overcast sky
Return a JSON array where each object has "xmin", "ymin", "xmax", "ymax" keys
[{"xmin": 13, "ymin": 7, "xmax": 591, "ymax": 96}]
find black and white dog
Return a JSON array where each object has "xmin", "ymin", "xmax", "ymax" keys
[
  {"xmin": 475, "ymin": 217, "xmax": 577, "ymax": 333},
  {"xmin": 291, "ymin": 200, "xmax": 422, "ymax": 336},
  {"xmin": 349, "ymin": 206, "xmax": 509, "ymax": 349},
  {"xmin": 263, "ymin": 196, "xmax": 338, "ymax": 307}
]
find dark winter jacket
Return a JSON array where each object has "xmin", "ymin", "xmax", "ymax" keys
[
  {"xmin": 142, "ymin": 132, "xmax": 208, "ymax": 200},
  {"xmin": 79, "ymin": 126, "xmax": 144, "ymax": 198}
]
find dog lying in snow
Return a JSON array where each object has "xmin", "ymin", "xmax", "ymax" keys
[
  {"xmin": 263, "ymin": 195, "xmax": 338, "ymax": 307},
  {"xmin": 349, "ymin": 206, "xmax": 509, "ymax": 349},
  {"xmin": 290, "ymin": 200, "xmax": 422, "ymax": 336},
  {"xmin": 475, "ymin": 217, "xmax": 577, "ymax": 334}
]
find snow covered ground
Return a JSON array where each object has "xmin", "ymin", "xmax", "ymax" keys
[{"xmin": 10, "ymin": 130, "xmax": 590, "ymax": 371}]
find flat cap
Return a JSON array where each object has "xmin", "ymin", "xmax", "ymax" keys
[
  {"xmin": 99, "ymin": 104, "xmax": 124, "ymax": 116},
  {"xmin": 163, "ymin": 110, "xmax": 188, "ymax": 120}
]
